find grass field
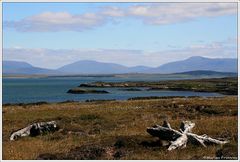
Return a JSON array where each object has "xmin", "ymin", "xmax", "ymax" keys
[{"xmin": 2, "ymin": 96, "xmax": 238, "ymax": 160}]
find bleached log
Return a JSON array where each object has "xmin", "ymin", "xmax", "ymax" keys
[
  {"xmin": 10, "ymin": 125, "xmax": 31, "ymax": 140},
  {"xmin": 187, "ymin": 134, "xmax": 207, "ymax": 147},
  {"xmin": 187, "ymin": 133, "xmax": 229, "ymax": 145},
  {"xmin": 162, "ymin": 120, "xmax": 171, "ymax": 129},
  {"xmin": 147, "ymin": 120, "xmax": 229, "ymax": 151},
  {"xmin": 147, "ymin": 123, "xmax": 182, "ymax": 141},
  {"xmin": 10, "ymin": 121, "xmax": 58, "ymax": 141},
  {"xmin": 168, "ymin": 121, "xmax": 195, "ymax": 151},
  {"xmin": 179, "ymin": 121, "xmax": 195, "ymax": 133},
  {"xmin": 168, "ymin": 134, "xmax": 188, "ymax": 151}
]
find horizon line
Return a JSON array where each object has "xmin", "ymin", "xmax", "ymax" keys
[{"xmin": 3, "ymin": 55, "xmax": 238, "ymax": 70}]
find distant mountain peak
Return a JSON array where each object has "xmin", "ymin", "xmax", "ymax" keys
[
  {"xmin": 3, "ymin": 60, "xmax": 58, "ymax": 75},
  {"xmin": 145, "ymin": 56, "xmax": 237, "ymax": 74},
  {"xmin": 75, "ymin": 60, "xmax": 98, "ymax": 63},
  {"xmin": 188, "ymin": 56, "xmax": 207, "ymax": 60},
  {"xmin": 3, "ymin": 60, "xmax": 33, "ymax": 68}
]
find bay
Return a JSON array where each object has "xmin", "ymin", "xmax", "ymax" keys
[{"xmin": 3, "ymin": 75, "xmax": 224, "ymax": 104}]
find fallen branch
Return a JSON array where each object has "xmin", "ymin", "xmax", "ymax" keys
[
  {"xmin": 10, "ymin": 121, "xmax": 58, "ymax": 141},
  {"xmin": 147, "ymin": 120, "xmax": 229, "ymax": 151}
]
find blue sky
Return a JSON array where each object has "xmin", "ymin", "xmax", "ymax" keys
[{"xmin": 3, "ymin": 2, "xmax": 237, "ymax": 69}]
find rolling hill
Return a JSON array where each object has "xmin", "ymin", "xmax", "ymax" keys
[
  {"xmin": 58, "ymin": 60, "xmax": 128, "ymax": 74},
  {"xmin": 3, "ymin": 56, "xmax": 237, "ymax": 75},
  {"xmin": 3, "ymin": 61, "xmax": 58, "ymax": 75},
  {"xmin": 145, "ymin": 56, "xmax": 237, "ymax": 73},
  {"xmin": 58, "ymin": 60, "xmax": 152, "ymax": 74}
]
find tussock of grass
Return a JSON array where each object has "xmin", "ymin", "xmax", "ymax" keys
[{"xmin": 3, "ymin": 96, "xmax": 238, "ymax": 160}]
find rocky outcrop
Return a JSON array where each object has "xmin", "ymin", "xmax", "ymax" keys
[
  {"xmin": 79, "ymin": 82, "xmax": 132, "ymax": 88},
  {"xmin": 67, "ymin": 88, "xmax": 109, "ymax": 94}
]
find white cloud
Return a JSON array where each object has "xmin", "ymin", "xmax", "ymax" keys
[
  {"xmin": 5, "ymin": 11, "xmax": 106, "ymax": 32},
  {"xmin": 4, "ymin": 3, "xmax": 236, "ymax": 32},
  {"xmin": 3, "ymin": 38, "xmax": 236, "ymax": 69},
  {"xmin": 101, "ymin": 6, "xmax": 126, "ymax": 17},
  {"xmin": 128, "ymin": 3, "xmax": 236, "ymax": 25}
]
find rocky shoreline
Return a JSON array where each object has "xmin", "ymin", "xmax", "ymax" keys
[{"xmin": 78, "ymin": 77, "xmax": 237, "ymax": 95}]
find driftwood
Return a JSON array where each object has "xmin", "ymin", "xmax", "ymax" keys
[
  {"xmin": 10, "ymin": 121, "xmax": 58, "ymax": 141},
  {"xmin": 147, "ymin": 120, "xmax": 229, "ymax": 151}
]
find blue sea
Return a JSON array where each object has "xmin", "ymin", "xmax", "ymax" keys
[{"xmin": 3, "ymin": 75, "xmax": 224, "ymax": 104}]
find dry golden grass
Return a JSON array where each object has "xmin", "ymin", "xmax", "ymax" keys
[{"xmin": 2, "ymin": 96, "xmax": 238, "ymax": 160}]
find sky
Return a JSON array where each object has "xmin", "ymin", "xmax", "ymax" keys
[{"xmin": 3, "ymin": 2, "xmax": 237, "ymax": 69}]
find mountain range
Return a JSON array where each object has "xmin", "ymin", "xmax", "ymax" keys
[
  {"xmin": 3, "ymin": 56, "xmax": 237, "ymax": 75},
  {"xmin": 145, "ymin": 56, "xmax": 237, "ymax": 74}
]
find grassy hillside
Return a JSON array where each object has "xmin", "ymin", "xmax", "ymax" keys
[{"xmin": 3, "ymin": 96, "xmax": 237, "ymax": 160}]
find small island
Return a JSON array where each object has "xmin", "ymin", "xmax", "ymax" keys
[
  {"xmin": 67, "ymin": 88, "xmax": 109, "ymax": 94},
  {"xmin": 78, "ymin": 77, "xmax": 237, "ymax": 95}
]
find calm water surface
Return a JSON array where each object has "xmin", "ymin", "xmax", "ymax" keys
[{"xmin": 3, "ymin": 76, "xmax": 223, "ymax": 104}]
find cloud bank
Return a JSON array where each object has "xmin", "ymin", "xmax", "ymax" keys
[
  {"xmin": 3, "ymin": 38, "xmax": 236, "ymax": 69},
  {"xmin": 4, "ymin": 3, "xmax": 236, "ymax": 32}
]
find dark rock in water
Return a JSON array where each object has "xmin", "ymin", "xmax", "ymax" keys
[
  {"xmin": 147, "ymin": 87, "xmax": 164, "ymax": 91},
  {"xmin": 67, "ymin": 88, "xmax": 109, "ymax": 94}
]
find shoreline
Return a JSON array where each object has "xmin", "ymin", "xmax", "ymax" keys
[
  {"xmin": 2, "ymin": 95, "xmax": 235, "ymax": 107},
  {"xmin": 78, "ymin": 77, "xmax": 237, "ymax": 95}
]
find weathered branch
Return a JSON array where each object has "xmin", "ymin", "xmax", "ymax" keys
[
  {"xmin": 147, "ymin": 120, "xmax": 229, "ymax": 151},
  {"xmin": 147, "ymin": 124, "xmax": 182, "ymax": 141},
  {"xmin": 187, "ymin": 134, "xmax": 207, "ymax": 147},
  {"xmin": 187, "ymin": 133, "xmax": 229, "ymax": 145},
  {"xmin": 10, "ymin": 121, "xmax": 58, "ymax": 141},
  {"xmin": 168, "ymin": 121, "xmax": 195, "ymax": 151},
  {"xmin": 168, "ymin": 134, "xmax": 188, "ymax": 151},
  {"xmin": 179, "ymin": 121, "xmax": 195, "ymax": 133},
  {"xmin": 162, "ymin": 120, "xmax": 171, "ymax": 129}
]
